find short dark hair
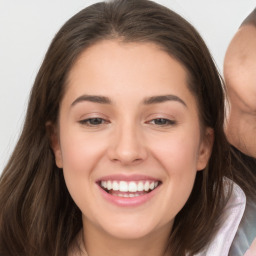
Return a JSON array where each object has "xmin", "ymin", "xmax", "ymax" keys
[
  {"xmin": 240, "ymin": 8, "xmax": 256, "ymax": 27},
  {"xmin": 0, "ymin": 1, "xmax": 231, "ymax": 255}
]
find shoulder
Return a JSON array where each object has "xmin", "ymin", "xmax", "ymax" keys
[
  {"xmin": 229, "ymin": 198, "xmax": 256, "ymax": 256},
  {"xmin": 193, "ymin": 180, "xmax": 246, "ymax": 256}
]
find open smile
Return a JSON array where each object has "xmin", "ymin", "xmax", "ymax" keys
[
  {"xmin": 99, "ymin": 180, "xmax": 160, "ymax": 197},
  {"xmin": 96, "ymin": 176, "xmax": 162, "ymax": 206}
]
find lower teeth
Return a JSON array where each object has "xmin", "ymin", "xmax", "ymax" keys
[
  {"xmin": 111, "ymin": 192, "xmax": 145, "ymax": 197},
  {"xmin": 101, "ymin": 186, "xmax": 158, "ymax": 197}
]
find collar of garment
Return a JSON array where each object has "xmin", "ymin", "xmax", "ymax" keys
[{"xmin": 193, "ymin": 179, "xmax": 246, "ymax": 256}]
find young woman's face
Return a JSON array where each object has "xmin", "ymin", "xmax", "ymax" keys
[{"xmin": 52, "ymin": 40, "xmax": 212, "ymax": 241}]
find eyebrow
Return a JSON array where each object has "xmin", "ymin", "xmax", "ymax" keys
[
  {"xmin": 71, "ymin": 95, "xmax": 112, "ymax": 107},
  {"xmin": 70, "ymin": 94, "xmax": 187, "ymax": 108},
  {"xmin": 143, "ymin": 95, "xmax": 187, "ymax": 107}
]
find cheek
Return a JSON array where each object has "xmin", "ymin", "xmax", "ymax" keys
[
  {"xmin": 157, "ymin": 136, "xmax": 199, "ymax": 186},
  {"xmin": 59, "ymin": 129, "xmax": 108, "ymax": 215},
  {"xmin": 150, "ymin": 129, "xmax": 200, "ymax": 172},
  {"xmin": 60, "ymin": 128, "xmax": 104, "ymax": 168},
  {"xmin": 147, "ymin": 132, "xmax": 200, "ymax": 222},
  {"xmin": 59, "ymin": 126, "xmax": 108, "ymax": 193}
]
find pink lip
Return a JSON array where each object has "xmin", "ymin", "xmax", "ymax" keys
[
  {"xmin": 98, "ymin": 186, "xmax": 160, "ymax": 207},
  {"xmin": 96, "ymin": 174, "xmax": 160, "ymax": 182}
]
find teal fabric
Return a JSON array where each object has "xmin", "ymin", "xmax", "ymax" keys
[
  {"xmin": 229, "ymin": 199, "xmax": 256, "ymax": 255},
  {"xmin": 229, "ymin": 146, "xmax": 256, "ymax": 255}
]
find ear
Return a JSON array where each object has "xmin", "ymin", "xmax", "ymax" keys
[
  {"xmin": 46, "ymin": 121, "xmax": 63, "ymax": 168},
  {"xmin": 197, "ymin": 127, "xmax": 214, "ymax": 171}
]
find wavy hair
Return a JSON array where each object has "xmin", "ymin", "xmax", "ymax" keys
[{"xmin": 0, "ymin": 0, "xmax": 232, "ymax": 255}]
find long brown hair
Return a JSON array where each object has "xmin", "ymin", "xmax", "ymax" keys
[{"xmin": 0, "ymin": 0, "xmax": 232, "ymax": 255}]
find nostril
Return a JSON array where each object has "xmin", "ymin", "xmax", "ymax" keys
[{"xmin": 108, "ymin": 147, "xmax": 148, "ymax": 164}]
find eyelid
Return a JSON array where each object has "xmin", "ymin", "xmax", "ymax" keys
[
  {"xmin": 145, "ymin": 113, "xmax": 177, "ymax": 126},
  {"xmin": 147, "ymin": 118, "xmax": 176, "ymax": 126},
  {"xmin": 78, "ymin": 112, "xmax": 108, "ymax": 120},
  {"xmin": 78, "ymin": 113, "xmax": 110, "ymax": 126},
  {"xmin": 145, "ymin": 113, "xmax": 175, "ymax": 121},
  {"xmin": 78, "ymin": 117, "xmax": 110, "ymax": 128}
]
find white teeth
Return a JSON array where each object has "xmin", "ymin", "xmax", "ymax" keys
[
  {"xmin": 100, "ymin": 180, "xmax": 159, "ymax": 193},
  {"xmin": 107, "ymin": 180, "xmax": 112, "ymax": 190},
  {"xmin": 102, "ymin": 181, "xmax": 107, "ymax": 189},
  {"xmin": 119, "ymin": 181, "xmax": 128, "ymax": 192},
  {"xmin": 128, "ymin": 181, "xmax": 137, "ymax": 192},
  {"xmin": 149, "ymin": 182, "xmax": 155, "ymax": 190},
  {"xmin": 112, "ymin": 181, "xmax": 119, "ymax": 191},
  {"xmin": 144, "ymin": 181, "xmax": 150, "ymax": 191},
  {"xmin": 137, "ymin": 181, "xmax": 144, "ymax": 191},
  {"xmin": 115, "ymin": 193, "xmax": 141, "ymax": 197}
]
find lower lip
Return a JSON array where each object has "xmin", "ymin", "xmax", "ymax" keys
[{"xmin": 98, "ymin": 185, "xmax": 160, "ymax": 207}]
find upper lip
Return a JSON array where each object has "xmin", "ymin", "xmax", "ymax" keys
[{"xmin": 96, "ymin": 174, "xmax": 161, "ymax": 182}]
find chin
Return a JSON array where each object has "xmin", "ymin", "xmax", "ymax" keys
[
  {"xmin": 105, "ymin": 225, "xmax": 157, "ymax": 240},
  {"xmin": 97, "ymin": 215, "xmax": 170, "ymax": 241}
]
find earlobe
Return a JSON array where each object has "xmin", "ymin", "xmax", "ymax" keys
[
  {"xmin": 45, "ymin": 122, "xmax": 63, "ymax": 168},
  {"xmin": 197, "ymin": 127, "xmax": 214, "ymax": 171}
]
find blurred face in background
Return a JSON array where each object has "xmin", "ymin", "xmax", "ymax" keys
[{"xmin": 224, "ymin": 25, "xmax": 256, "ymax": 112}]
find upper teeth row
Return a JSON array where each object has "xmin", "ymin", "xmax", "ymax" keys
[{"xmin": 100, "ymin": 180, "xmax": 159, "ymax": 192}]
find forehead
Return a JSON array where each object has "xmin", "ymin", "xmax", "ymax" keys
[
  {"xmin": 70, "ymin": 40, "xmax": 184, "ymax": 74},
  {"xmin": 224, "ymin": 25, "xmax": 256, "ymax": 100},
  {"xmin": 66, "ymin": 40, "xmax": 191, "ymax": 98},
  {"xmin": 61, "ymin": 39, "xmax": 201, "ymax": 126},
  {"xmin": 225, "ymin": 25, "xmax": 256, "ymax": 65}
]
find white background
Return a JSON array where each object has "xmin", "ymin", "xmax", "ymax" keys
[{"xmin": 0, "ymin": 0, "xmax": 255, "ymax": 173}]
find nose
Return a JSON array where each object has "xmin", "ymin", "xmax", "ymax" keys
[{"xmin": 108, "ymin": 123, "xmax": 148, "ymax": 165}]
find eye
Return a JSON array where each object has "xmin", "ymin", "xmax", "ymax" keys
[
  {"xmin": 79, "ymin": 118, "xmax": 109, "ymax": 126},
  {"xmin": 148, "ymin": 118, "xmax": 176, "ymax": 126}
]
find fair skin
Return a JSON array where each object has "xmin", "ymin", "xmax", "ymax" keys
[
  {"xmin": 224, "ymin": 25, "xmax": 256, "ymax": 157},
  {"xmin": 245, "ymin": 238, "xmax": 256, "ymax": 256},
  {"xmin": 224, "ymin": 24, "xmax": 256, "ymax": 255},
  {"xmin": 51, "ymin": 40, "xmax": 213, "ymax": 256}
]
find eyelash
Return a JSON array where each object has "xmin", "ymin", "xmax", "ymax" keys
[
  {"xmin": 79, "ymin": 118, "xmax": 109, "ymax": 126},
  {"xmin": 79, "ymin": 117, "xmax": 176, "ymax": 127},
  {"xmin": 147, "ymin": 118, "xmax": 176, "ymax": 126}
]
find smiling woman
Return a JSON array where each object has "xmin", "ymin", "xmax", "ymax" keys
[
  {"xmin": 51, "ymin": 40, "xmax": 212, "ymax": 249},
  {"xmin": 0, "ymin": 0, "xmax": 243, "ymax": 256}
]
